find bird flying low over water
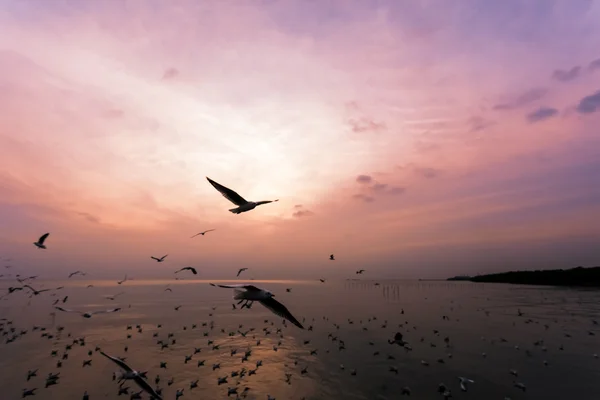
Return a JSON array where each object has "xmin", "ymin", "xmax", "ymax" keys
[
  {"xmin": 151, "ymin": 254, "xmax": 168, "ymax": 262},
  {"xmin": 33, "ymin": 233, "xmax": 50, "ymax": 249},
  {"xmin": 175, "ymin": 266, "xmax": 197, "ymax": 275},
  {"xmin": 237, "ymin": 268, "xmax": 248, "ymax": 277},
  {"xmin": 190, "ymin": 229, "xmax": 216, "ymax": 238},
  {"xmin": 55, "ymin": 306, "xmax": 121, "ymax": 318},
  {"xmin": 209, "ymin": 283, "xmax": 304, "ymax": 329},
  {"xmin": 206, "ymin": 177, "xmax": 279, "ymax": 214},
  {"xmin": 99, "ymin": 351, "xmax": 163, "ymax": 400}
]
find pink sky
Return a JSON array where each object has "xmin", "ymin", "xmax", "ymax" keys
[{"xmin": 1, "ymin": 0, "xmax": 599, "ymax": 279}]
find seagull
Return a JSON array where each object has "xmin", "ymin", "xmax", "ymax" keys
[
  {"xmin": 458, "ymin": 377, "xmax": 474, "ymax": 392},
  {"xmin": 356, "ymin": 269, "xmax": 365, "ymax": 274},
  {"xmin": 55, "ymin": 306, "xmax": 121, "ymax": 318},
  {"xmin": 329, "ymin": 254, "xmax": 335, "ymax": 260},
  {"xmin": 23, "ymin": 285, "xmax": 53, "ymax": 296},
  {"xmin": 206, "ymin": 177, "xmax": 279, "ymax": 214},
  {"xmin": 237, "ymin": 268, "xmax": 248, "ymax": 277},
  {"xmin": 99, "ymin": 351, "xmax": 162, "ymax": 400},
  {"xmin": 104, "ymin": 292, "xmax": 125, "ymax": 300},
  {"xmin": 68, "ymin": 271, "xmax": 85, "ymax": 278},
  {"xmin": 33, "ymin": 233, "xmax": 50, "ymax": 249},
  {"xmin": 175, "ymin": 267, "xmax": 197, "ymax": 275},
  {"xmin": 151, "ymin": 255, "xmax": 168, "ymax": 262},
  {"xmin": 191, "ymin": 229, "xmax": 216, "ymax": 238},
  {"xmin": 117, "ymin": 275, "xmax": 127, "ymax": 285},
  {"xmin": 209, "ymin": 283, "xmax": 304, "ymax": 329}
]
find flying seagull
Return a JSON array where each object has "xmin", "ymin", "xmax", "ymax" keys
[
  {"xmin": 237, "ymin": 268, "xmax": 248, "ymax": 277},
  {"xmin": 33, "ymin": 233, "xmax": 50, "ymax": 249},
  {"xmin": 117, "ymin": 275, "xmax": 128, "ymax": 285},
  {"xmin": 206, "ymin": 177, "xmax": 279, "ymax": 214},
  {"xmin": 55, "ymin": 306, "xmax": 121, "ymax": 318},
  {"xmin": 356, "ymin": 269, "xmax": 365, "ymax": 274},
  {"xmin": 68, "ymin": 270, "xmax": 85, "ymax": 278},
  {"xmin": 104, "ymin": 292, "xmax": 125, "ymax": 300},
  {"xmin": 175, "ymin": 267, "xmax": 197, "ymax": 275},
  {"xmin": 209, "ymin": 283, "xmax": 304, "ymax": 329},
  {"xmin": 151, "ymin": 255, "xmax": 168, "ymax": 262},
  {"xmin": 191, "ymin": 229, "xmax": 216, "ymax": 238},
  {"xmin": 99, "ymin": 351, "xmax": 163, "ymax": 400},
  {"xmin": 329, "ymin": 254, "xmax": 335, "ymax": 261}
]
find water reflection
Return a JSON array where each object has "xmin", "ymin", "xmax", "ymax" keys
[{"xmin": 1, "ymin": 279, "xmax": 600, "ymax": 399}]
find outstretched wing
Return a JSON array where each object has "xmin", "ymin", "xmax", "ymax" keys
[
  {"xmin": 38, "ymin": 233, "xmax": 50, "ymax": 244},
  {"xmin": 209, "ymin": 283, "xmax": 259, "ymax": 291},
  {"xmin": 150, "ymin": 256, "xmax": 159, "ymax": 261},
  {"xmin": 99, "ymin": 351, "xmax": 134, "ymax": 373},
  {"xmin": 133, "ymin": 375, "xmax": 163, "ymax": 400},
  {"xmin": 206, "ymin": 177, "xmax": 248, "ymax": 206},
  {"xmin": 91, "ymin": 308, "xmax": 121, "ymax": 315},
  {"xmin": 55, "ymin": 306, "xmax": 80, "ymax": 314},
  {"xmin": 259, "ymin": 297, "xmax": 304, "ymax": 329}
]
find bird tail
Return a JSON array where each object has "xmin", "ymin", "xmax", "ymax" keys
[
  {"xmin": 233, "ymin": 289, "xmax": 246, "ymax": 300},
  {"xmin": 229, "ymin": 208, "xmax": 241, "ymax": 214}
]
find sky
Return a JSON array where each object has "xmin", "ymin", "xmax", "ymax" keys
[{"xmin": 0, "ymin": 0, "xmax": 599, "ymax": 280}]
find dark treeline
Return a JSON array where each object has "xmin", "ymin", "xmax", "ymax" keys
[{"xmin": 448, "ymin": 266, "xmax": 600, "ymax": 287}]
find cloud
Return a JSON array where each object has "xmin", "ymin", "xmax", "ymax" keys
[
  {"xmin": 292, "ymin": 204, "xmax": 314, "ymax": 218},
  {"xmin": 526, "ymin": 107, "xmax": 559, "ymax": 123},
  {"xmin": 552, "ymin": 66, "xmax": 582, "ymax": 82},
  {"xmin": 162, "ymin": 67, "xmax": 179, "ymax": 80},
  {"xmin": 293, "ymin": 209, "xmax": 314, "ymax": 218},
  {"xmin": 371, "ymin": 182, "xmax": 388, "ymax": 192},
  {"xmin": 493, "ymin": 88, "xmax": 548, "ymax": 111},
  {"xmin": 468, "ymin": 116, "xmax": 495, "ymax": 132},
  {"xmin": 77, "ymin": 212, "xmax": 100, "ymax": 223},
  {"xmin": 590, "ymin": 58, "xmax": 600, "ymax": 72},
  {"xmin": 347, "ymin": 117, "xmax": 386, "ymax": 134},
  {"xmin": 413, "ymin": 167, "xmax": 441, "ymax": 179},
  {"xmin": 386, "ymin": 187, "xmax": 407, "ymax": 195},
  {"xmin": 356, "ymin": 174, "xmax": 373, "ymax": 184},
  {"xmin": 352, "ymin": 193, "xmax": 375, "ymax": 203},
  {"xmin": 575, "ymin": 90, "xmax": 600, "ymax": 114}
]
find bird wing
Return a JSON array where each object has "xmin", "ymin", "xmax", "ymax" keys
[
  {"xmin": 190, "ymin": 233, "xmax": 201, "ymax": 238},
  {"xmin": 38, "ymin": 233, "xmax": 50, "ymax": 244},
  {"xmin": 188, "ymin": 267, "xmax": 197, "ymax": 274},
  {"xmin": 92, "ymin": 308, "xmax": 121, "ymax": 315},
  {"xmin": 203, "ymin": 229, "xmax": 216, "ymax": 234},
  {"xmin": 209, "ymin": 283, "xmax": 259, "ymax": 290},
  {"xmin": 99, "ymin": 351, "xmax": 134, "ymax": 373},
  {"xmin": 23, "ymin": 285, "xmax": 37, "ymax": 292},
  {"xmin": 206, "ymin": 177, "xmax": 248, "ymax": 206},
  {"xmin": 259, "ymin": 297, "xmax": 304, "ymax": 329},
  {"xmin": 161, "ymin": 254, "xmax": 168, "ymax": 260},
  {"xmin": 150, "ymin": 257, "xmax": 159, "ymax": 261},
  {"xmin": 55, "ymin": 306, "xmax": 80, "ymax": 314},
  {"xmin": 133, "ymin": 375, "xmax": 163, "ymax": 400}
]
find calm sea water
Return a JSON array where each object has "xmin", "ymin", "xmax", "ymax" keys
[{"xmin": 1, "ymin": 279, "xmax": 600, "ymax": 399}]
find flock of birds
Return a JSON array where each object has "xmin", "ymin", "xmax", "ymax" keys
[
  {"xmin": 2, "ymin": 177, "xmax": 597, "ymax": 399},
  {"xmin": 1, "ymin": 177, "xmax": 378, "ymax": 399}
]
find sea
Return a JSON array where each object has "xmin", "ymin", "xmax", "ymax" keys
[{"xmin": 1, "ymin": 279, "xmax": 599, "ymax": 400}]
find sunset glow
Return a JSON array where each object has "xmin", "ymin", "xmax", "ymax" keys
[{"xmin": 1, "ymin": 0, "xmax": 599, "ymax": 279}]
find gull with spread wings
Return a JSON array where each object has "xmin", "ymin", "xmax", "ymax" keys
[
  {"xmin": 206, "ymin": 177, "xmax": 278, "ymax": 214},
  {"xmin": 33, "ymin": 233, "xmax": 50, "ymax": 249},
  {"xmin": 55, "ymin": 306, "xmax": 121, "ymax": 318},
  {"xmin": 209, "ymin": 283, "xmax": 304, "ymax": 329},
  {"xmin": 150, "ymin": 254, "xmax": 168, "ymax": 262},
  {"xmin": 191, "ymin": 229, "xmax": 216, "ymax": 238},
  {"xmin": 99, "ymin": 351, "xmax": 162, "ymax": 400}
]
